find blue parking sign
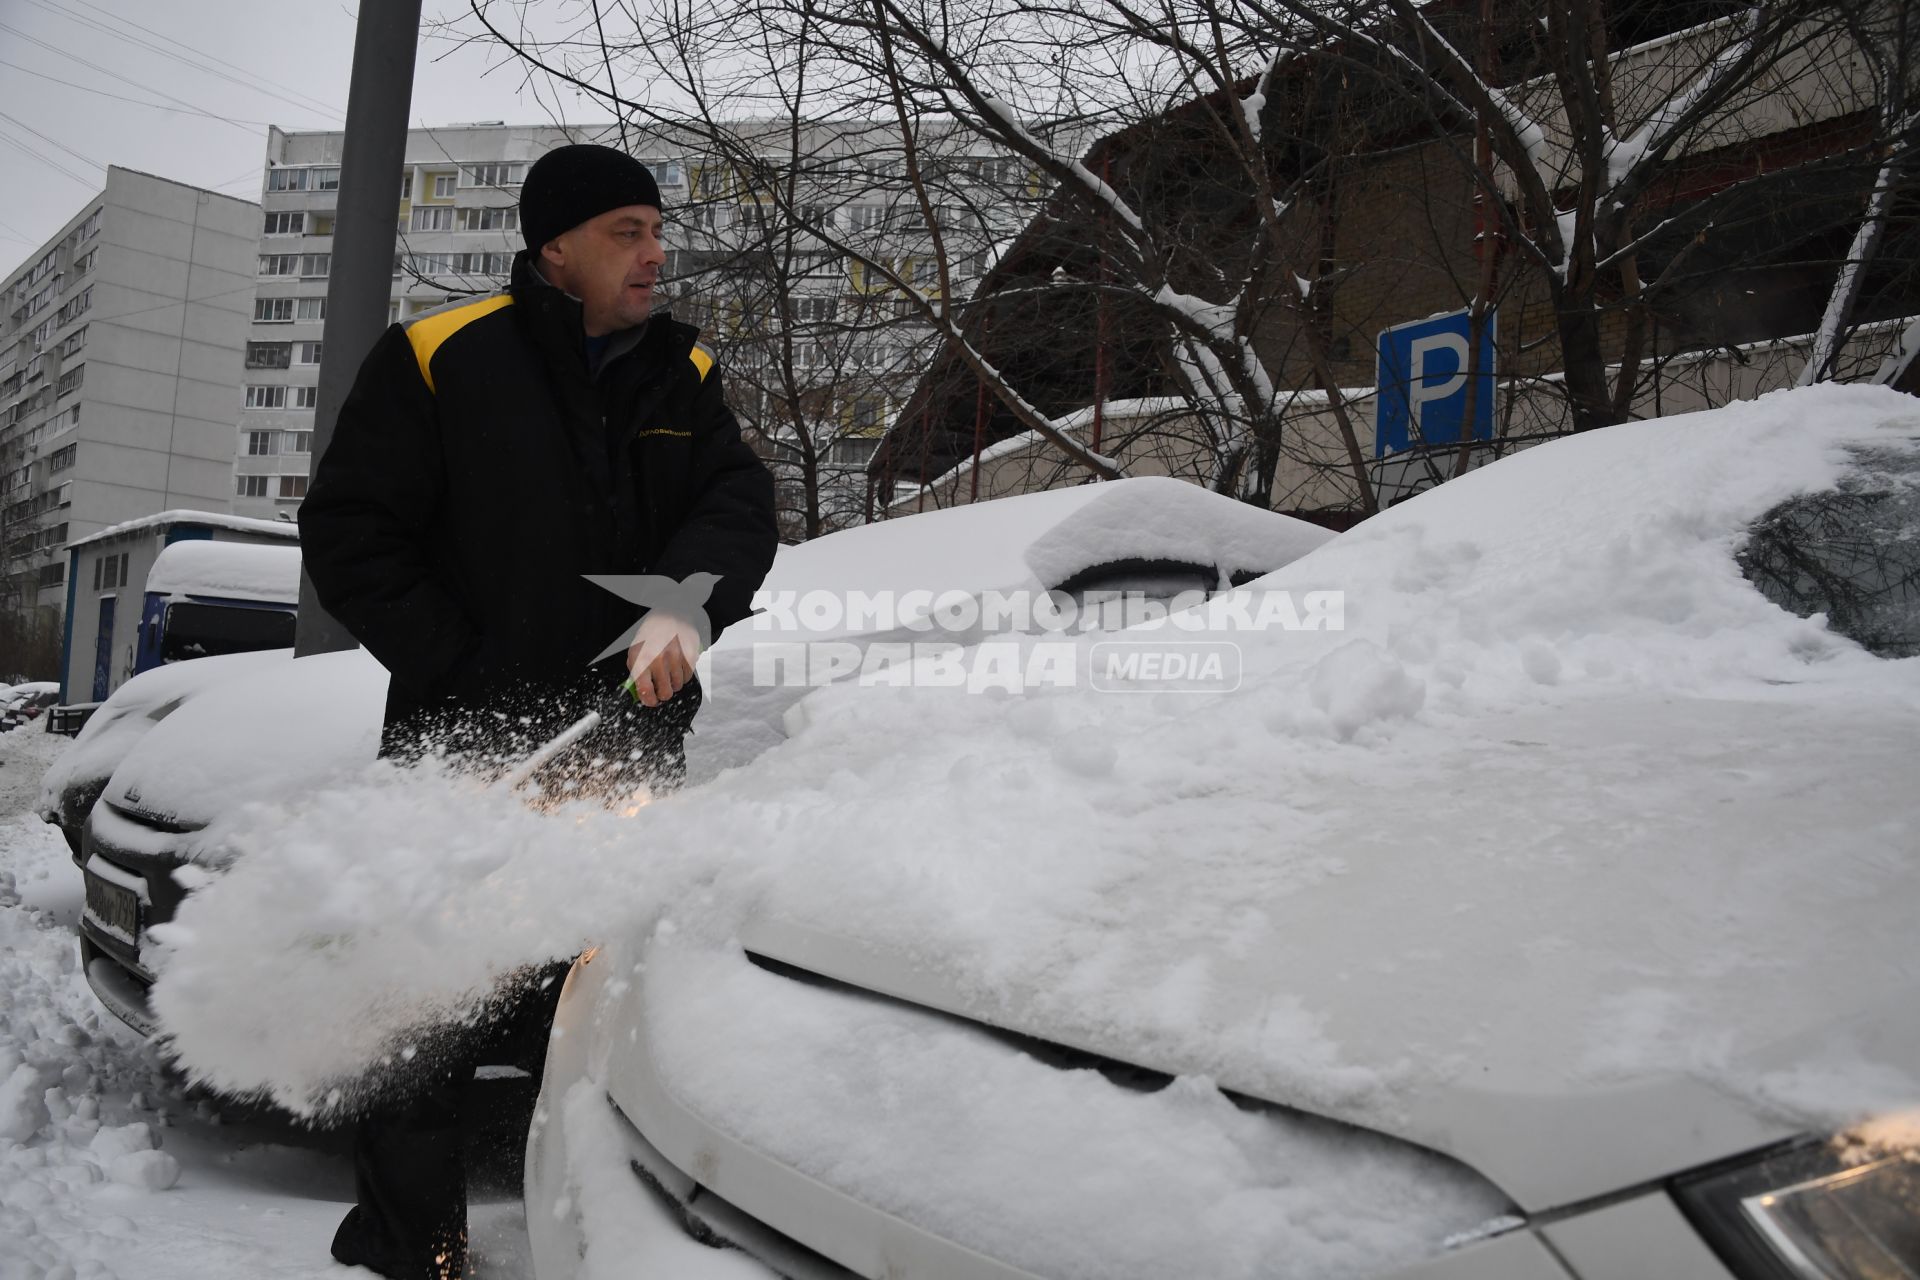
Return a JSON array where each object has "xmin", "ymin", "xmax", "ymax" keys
[{"xmin": 1376, "ymin": 308, "xmax": 1497, "ymax": 458}]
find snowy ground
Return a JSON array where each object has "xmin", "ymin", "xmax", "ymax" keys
[{"xmin": 0, "ymin": 724, "xmax": 533, "ymax": 1279}]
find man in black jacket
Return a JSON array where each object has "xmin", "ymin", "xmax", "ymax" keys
[{"xmin": 299, "ymin": 145, "xmax": 777, "ymax": 1277}]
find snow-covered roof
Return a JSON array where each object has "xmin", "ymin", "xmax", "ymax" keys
[
  {"xmin": 66, "ymin": 509, "xmax": 299, "ymax": 552},
  {"xmin": 145, "ymin": 541, "xmax": 300, "ymax": 604},
  {"xmin": 886, "ymin": 398, "xmax": 1190, "ymax": 506}
]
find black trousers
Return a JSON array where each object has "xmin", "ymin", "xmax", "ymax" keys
[
  {"xmin": 330, "ymin": 962, "xmax": 570, "ymax": 1280},
  {"xmin": 337, "ymin": 676, "xmax": 696, "ymax": 1279}
]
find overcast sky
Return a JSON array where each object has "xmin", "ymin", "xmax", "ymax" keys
[{"xmin": 0, "ymin": 0, "xmax": 606, "ymax": 264}]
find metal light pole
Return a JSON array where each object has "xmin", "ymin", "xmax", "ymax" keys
[{"xmin": 294, "ymin": 0, "xmax": 424, "ymax": 656}]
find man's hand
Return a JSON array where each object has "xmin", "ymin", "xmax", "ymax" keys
[{"xmin": 625, "ymin": 610, "xmax": 702, "ymax": 707}]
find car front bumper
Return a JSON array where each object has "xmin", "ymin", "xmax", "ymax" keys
[{"xmin": 74, "ymin": 799, "xmax": 198, "ymax": 1036}]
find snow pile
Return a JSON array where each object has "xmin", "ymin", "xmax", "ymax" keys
[
  {"xmin": 145, "ymin": 541, "xmax": 300, "ymax": 604},
  {"xmin": 0, "ymin": 729, "xmax": 190, "ymax": 1279}
]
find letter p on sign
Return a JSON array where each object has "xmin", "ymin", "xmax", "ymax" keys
[{"xmin": 1375, "ymin": 307, "xmax": 1497, "ymax": 458}]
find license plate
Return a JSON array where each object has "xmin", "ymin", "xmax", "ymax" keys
[{"xmin": 84, "ymin": 868, "xmax": 142, "ymax": 942}]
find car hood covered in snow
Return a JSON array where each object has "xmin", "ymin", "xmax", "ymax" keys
[
  {"xmin": 643, "ymin": 385, "xmax": 1920, "ymax": 1214},
  {"xmin": 100, "ymin": 649, "xmax": 386, "ymax": 831},
  {"xmin": 737, "ymin": 688, "xmax": 1919, "ymax": 1212}
]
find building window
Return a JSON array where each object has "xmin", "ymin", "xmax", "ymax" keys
[
  {"xmin": 461, "ymin": 162, "xmax": 525, "ymax": 188},
  {"xmin": 54, "ymin": 365, "xmax": 84, "ymax": 399},
  {"xmin": 94, "ymin": 552, "xmax": 129, "ymax": 591},
  {"xmin": 830, "ymin": 437, "xmax": 880, "ymax": 466},
  {"xmin": 400, "ymin": 172, "xmax": 413, "ymax": 199},
  {"xmin": 313, "ymin": 167, "xmax": 340, "ymax": 191},
  {"xmin": 451, "ymin": 252, "xmax": 512, "ymax": 275},
  {"xmin": 38, "ymin": 562, "xmax": 64, "ymax": 589},
  {"xmin": 410, "ymin": 205, "xmax": 454, "ymax": 232},
  {"xmin": 48, "ymin": 443, "xmax": 76, "ymax": 471},
  {"xmin": 245, "ymin": 342, "xmax": 291, "ymax": 369},
  {"xmin": 285, "ymin": 430, "xmax": 312, "ymax": 453},
  {"xmin": 294, "ymin": 385, "xmax": 318, "ymax": 409},
  {"xmin": 266, "ymin": 168, "xmax": 308, "ymax": 192},
  {"xmin": 55, "ymin": 287, "xmax": 91, "ymax": 326},
  {"xmin": 237, "ymin": 475, "xmax": 268, "ymax": 497},
  {"xmin": 299, "ymin": 254, "xmax": 331, "ymax": 279},
  {"xmin": 72, "ymin": 248, "xmax": 96, "ymax": 278},
  {"xmin": 651, "ymin": 160, "xmax": 685, "ymax": 187},
  {"xmin": 246, "ymin": 430, "xmax": 278, "ymax": 455},
  {"xmin": 794, "ymin": 296, "xmax": 838, "ymax": 323},
  {"xmin": 311, "ymin": 213, "xmax": 335, "ymax": 236},
  {"xmin": 264, "ymin": 211, "xmax": 305, "ymax": 235},
  {"xmin": 255, "ymin": 297, "xmax": 296, "ymax": 323},
  {"xmin": 58, "ymin": 325, "xmax": 86, "ymax": 358},
  {"xmin": 431, "ymin": 173, "xmax": 457, "ymax": 199},
  {"xmin": 295, "ymin": 341, "xmax": 323, "ymax": 365},
  {"xmin": 259, "ymin": 254, "xmax": 299, "ymax": 277},
  {"xmin": 278, "ymin": 474, "xmax": 308, "ymax": 499},
  {"xmin": 245, "ymin": 385, "xmax": 287, "ymax": 409},
  {"xmin": 296, "ymin": 296, "xmax": 326, "ymax": 322},
  {"xmin": 457, "ymin": 206, "xmax": 518, "ymax": 232}
]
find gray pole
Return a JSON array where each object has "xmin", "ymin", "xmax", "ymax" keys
[{"xmin": 294, "ymin": 0, "xmax": 424, "ymax": 656}]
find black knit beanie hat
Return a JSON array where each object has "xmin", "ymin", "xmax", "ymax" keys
[{"xmin": 520, "ymin": 145, "xmax": 662, "ymax": 252}]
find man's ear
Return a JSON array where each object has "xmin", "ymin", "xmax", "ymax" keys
[{"xmin": 539, "ymin": 236, "xmax": 566, "ymax": 272}]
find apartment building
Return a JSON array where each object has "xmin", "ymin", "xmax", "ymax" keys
[
  {"xmin": 238, "ymin": 123, "xmax": 623, "ymax": 518},
  {"xmin": 241, "ymin": 120, "xmax": 1037, "ymax": 535},
  {"xmin": 0, "ymin": 167, "xmax": 259, "ymax": 627}
]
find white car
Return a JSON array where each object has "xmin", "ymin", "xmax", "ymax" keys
[{"xmin": 526, "ymin": 386, "xmax": 1920, "ymax": 1280}]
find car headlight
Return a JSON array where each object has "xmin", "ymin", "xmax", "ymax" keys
[{"xmin": 1675, "ymin": 1116, "xmax": 1918, "ymax": 1279}]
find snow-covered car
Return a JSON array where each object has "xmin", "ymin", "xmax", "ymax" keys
[
  {"xmin": 74, "ymin": 480, "xmax": 1330, "ymax": 1038},
  {"xmin": 76, "ymin": 648, "xmax": 387, "ymax": 1035},
  {"xmin": 2, "ymin": 682, "xmax": 61, "ymax": 731},
  {"xmin": 36, "ymin": 649, "xmax": 292, "ymax": 857},
  {"xmin": 526, "ymin": 386, "xmax": 1920, "ymax": 1280}
]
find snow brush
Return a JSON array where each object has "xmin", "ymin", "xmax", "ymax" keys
[{"xmin": 496, "ymin": 676, "xmax": 648, "ymax": 793}]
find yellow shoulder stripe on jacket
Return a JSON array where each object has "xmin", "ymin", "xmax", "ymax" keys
[
  {"xmin": 406, "ymin": 295, "xmax": 514, "ymax": 393},
  {"xmin": 689, "ymin": 345, "xmax": 714, "ymax": 382}
]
